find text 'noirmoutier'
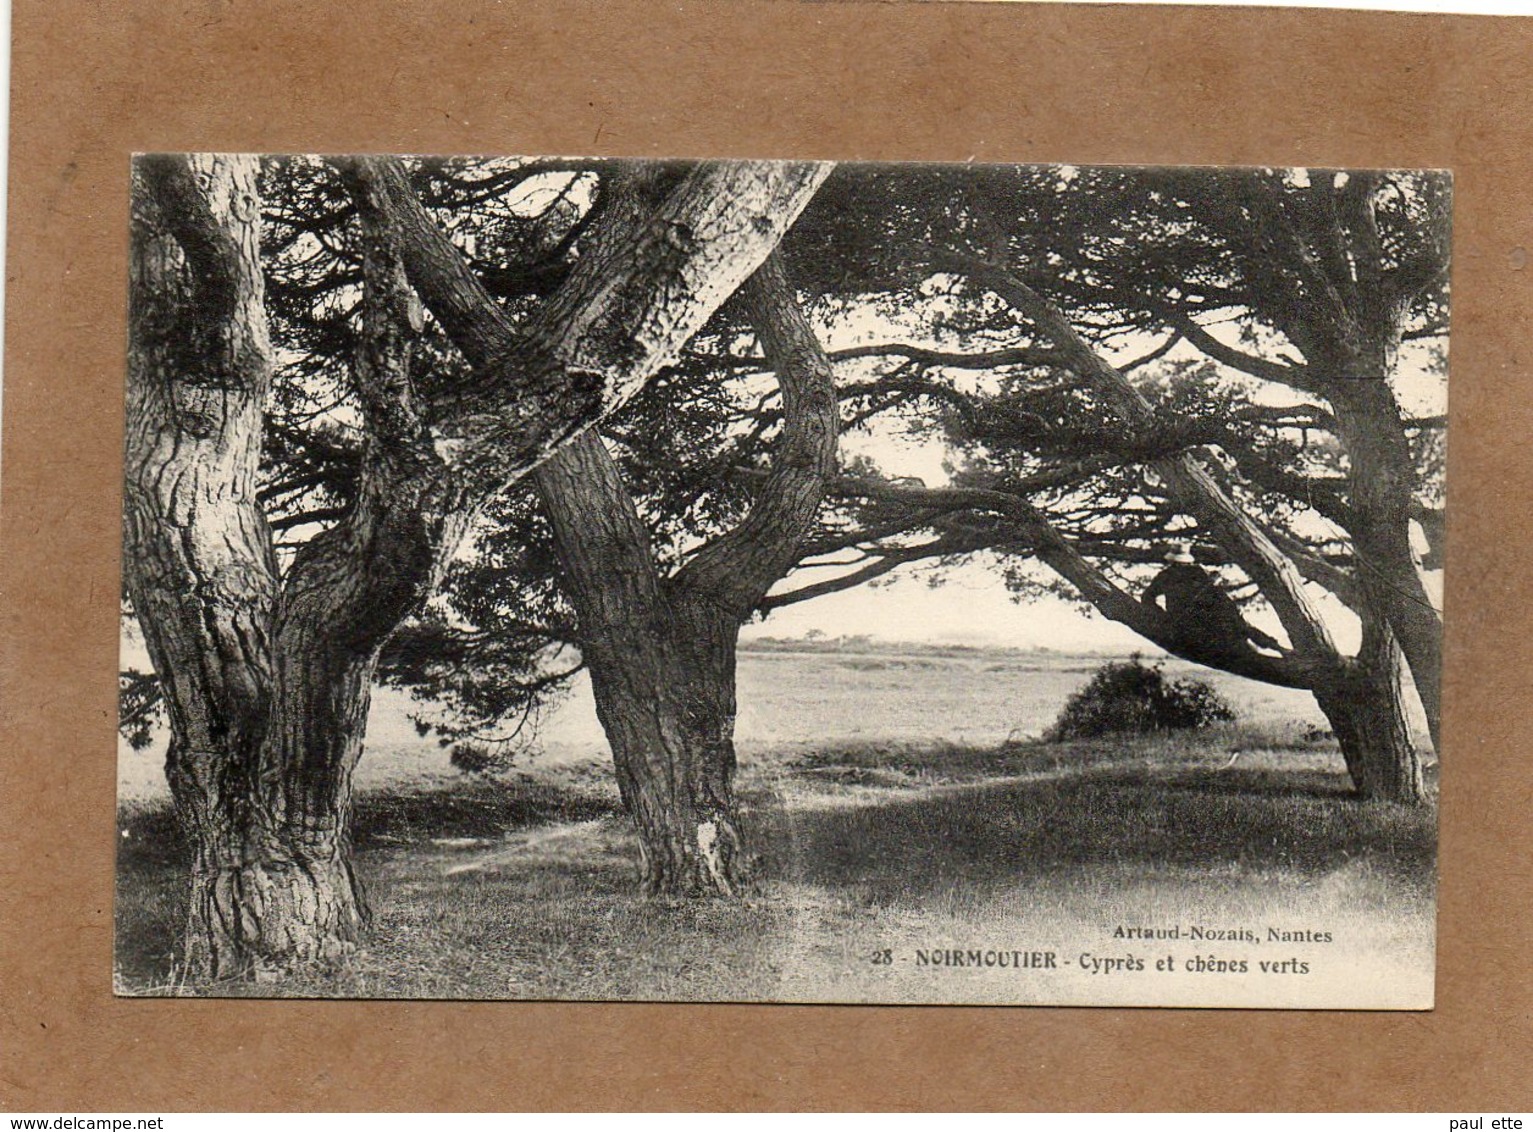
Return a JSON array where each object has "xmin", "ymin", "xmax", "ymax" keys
[{"xmin": 910, "ymin": 949, "xmax": 1059, "ymax": 969}]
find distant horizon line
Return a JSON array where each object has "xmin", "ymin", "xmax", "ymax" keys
[{"xmin": 737, "ymin": 634, "xmax": 1169, "ymax": 657}]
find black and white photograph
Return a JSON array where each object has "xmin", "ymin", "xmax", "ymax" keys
[{"xmin": 117, "ymin": 155, "xmax": 1448, "ymax": 1008}]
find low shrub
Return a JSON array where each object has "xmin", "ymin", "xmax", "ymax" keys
[
  {"xmin": 1045, "ymin": 654, "xmax": 1236, "ymax": 741},
  {"xmin": 449, "ymin": 741, "xmax": 503, "ymax": 775}
]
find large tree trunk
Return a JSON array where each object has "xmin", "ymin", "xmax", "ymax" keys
[
  {"xmin": 125, "ymin": 154, "xmax": 289, "ymax": 979},
  {"xmin": 590, "ymin": 613, "xmax": 746, "ymax": 897},
  {"xmin": 1311, "ymin": 616, "xmax": 1426, "ymax": 805},
  {"xmin": 533, "ymin": 433, "xmax": 749, "ymax": 895},
  {"xmin": 178, "ymin": 659, "xmax": 372, "ymax": 980},
  {"xmin": 1326, "ymin": 379, "xmax": 1443, "ymax": 755},
  {"xmin": 532, "ymin": 252, "xmax": 838, "ymax": 896},
  {"xmin": 339, "ymin": 164, "xmax": 831, "ymax": 900},
  {"xmin": 351, "ymin": 160, "xmax": 833, "ymax": 891},
  {"xmin": 214, "ymin": 661, "xmax": 383, "ymax": 973},
  {"xmin": 169, "ymin": 632, "xmax": 396, "ymax": 978},
  {"xmin": 1201, "ymin": 172, "xmax": 1447, "ymax": 756},
  {"xmin": 128, "ymin": 156, "xmax": 450, "ymax": 978},
  {"xmin": 592, "ymin": 670, "xmax": 744, "ymax": 896},
  {"xmin": 655, "ymin": 594, "xmax": 748, "ymax": 894}
]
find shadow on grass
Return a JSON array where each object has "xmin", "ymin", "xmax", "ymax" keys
[
  {"xmin": 351, "ymin": 780, "xmax": 621, "ymax": 849},
  {"xmin": 116, "ymin": 779, "xmax": 623, "ymax": 871},
  {"xmin": 114, "ymin": 778, "xmax": 625, "ymax": 991},
  {"xmin": 779, "ymin": 723, "xmax": 1357, "ymax": 787},
  {"xmin": 756, "ymin": 759, "xmax": 1436, "ymax": 907}
]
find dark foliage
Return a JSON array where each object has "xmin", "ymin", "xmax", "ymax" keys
[
  {"xmin": 118, "ymin": 668, "xmax": 165, "ymax": 751},
  {"xmin": 1045, "ymin": 655, "xmax": 1235, "ymax": 741},
  {"xmin": 448, "ymin": 742, "xmax": 503, "ymax": 775},
  {"xmin": 375, "ymin": 608, "xmax": 581, "ymax": 757}
]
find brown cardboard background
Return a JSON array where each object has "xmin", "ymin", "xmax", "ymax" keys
[{"xmin": 2, "ymin": 0, "xmax": 1530, "ymax": 1111}]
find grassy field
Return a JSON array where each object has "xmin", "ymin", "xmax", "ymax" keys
[
  {"xmin": 114, "ymin": 649, "xmax": 1437, "ymax": 1006},
  {"xmin": 117, "ymin": 647, "xmax": 1343, "ymax": 802}
]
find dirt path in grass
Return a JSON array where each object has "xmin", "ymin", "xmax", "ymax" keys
[{"xmin": 116, "ymin": 731, "xmax": 1436, "ymax": 1006}]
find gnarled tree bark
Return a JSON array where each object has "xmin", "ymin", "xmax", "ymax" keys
[
  {"xmin": 1312, "ymin": 613, "xmax": 1425, "ymax": 804},
  {"xmin": 127, "ymin": 155, "xmax": 463, "ymax": 977},
  {"xmin": 1324, "ymin": 377, "xmax": 1443, "ymax": 757},
  {"xmin": 345, "ymin": 162, "xmax": 831, "ymax": 895},
  {"xmin": 127, "ymin": 154, "xmax": 282, "ymax": 977}
]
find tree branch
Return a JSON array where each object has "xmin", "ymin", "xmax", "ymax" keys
[
  {"xmin": 1164, "ymin": 310, "xmax": 1320, "ymax": 393},
  {"xmin": 136, "ymin": 154, "xmax": 249, "ymax": 329},
  {"xmin": 672, "ymin": 251, "xmax": 840, "ymax": 616},
  {"xmin": 936, "ymin": 247, "xmax": 1344, "ymax": 664},
  {"xmin": 339, "ymin": 156, "xmax": 833, "ymax": 502},
  {"xmin": 829, "ymin": 474, "xmax": 1323, "ymax": 689},
  {"xmin": 761, "ymin": 533, "xmax": 992, "ymax": 611}
]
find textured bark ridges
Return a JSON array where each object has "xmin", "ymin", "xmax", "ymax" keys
[
  {"xmin": 341, "ymin": 158, "xmax": 834, "ymax": 503},
  {"xmin": 127, "ymin": 154, "xmax": 285, "ymax": 978},
  {"xmin": 1314, "ymin": 616, "xmax": 1426, "ymax": 805},
  {"xmin": 535, "ymin": 252, "xmax": 841, "ymax": 895},
  {"xmin": 127, "ymin": 155, "xmax": 456, "ymax": 978},
  {"xmin": 1326, "ymin": 380, "xmax": 1444, "ymax": 757}
]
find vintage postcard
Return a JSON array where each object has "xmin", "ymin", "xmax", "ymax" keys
[{"xmin": 116, "ymin": 155, "xmax": 1445, "ymax": 1008}]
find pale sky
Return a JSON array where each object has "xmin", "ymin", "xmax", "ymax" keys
[{"xmin": 745, "ymin": 567, "xmax": 1151, "ymax": 651}]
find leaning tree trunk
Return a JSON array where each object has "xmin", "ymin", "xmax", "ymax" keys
[
  {"xmin": 905, "ymin": 261, "xmax": 1437, "ymax": 808},
  {"xmin": 342, "ymin": 162, "xmax": 832, "ymax": 902},
  {"xmin": 1213, "ymin": 173, "xmax": 1446, "ymax": 757},
  {"xmin": 1310, "ymin": 616, "xmax": 1426, "ymax": 805},
  {"xmin": 341, "ymin": 162, "xmax": 832, "ymax": 901},
  {"xmin": 968, "ymin": 261, "xmax": 1344, "ymax": 668}
]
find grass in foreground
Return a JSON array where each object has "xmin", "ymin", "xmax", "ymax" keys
[{"xmin": 115, "ymin": 726, "xmax": 1437, "ymax": 1004}]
